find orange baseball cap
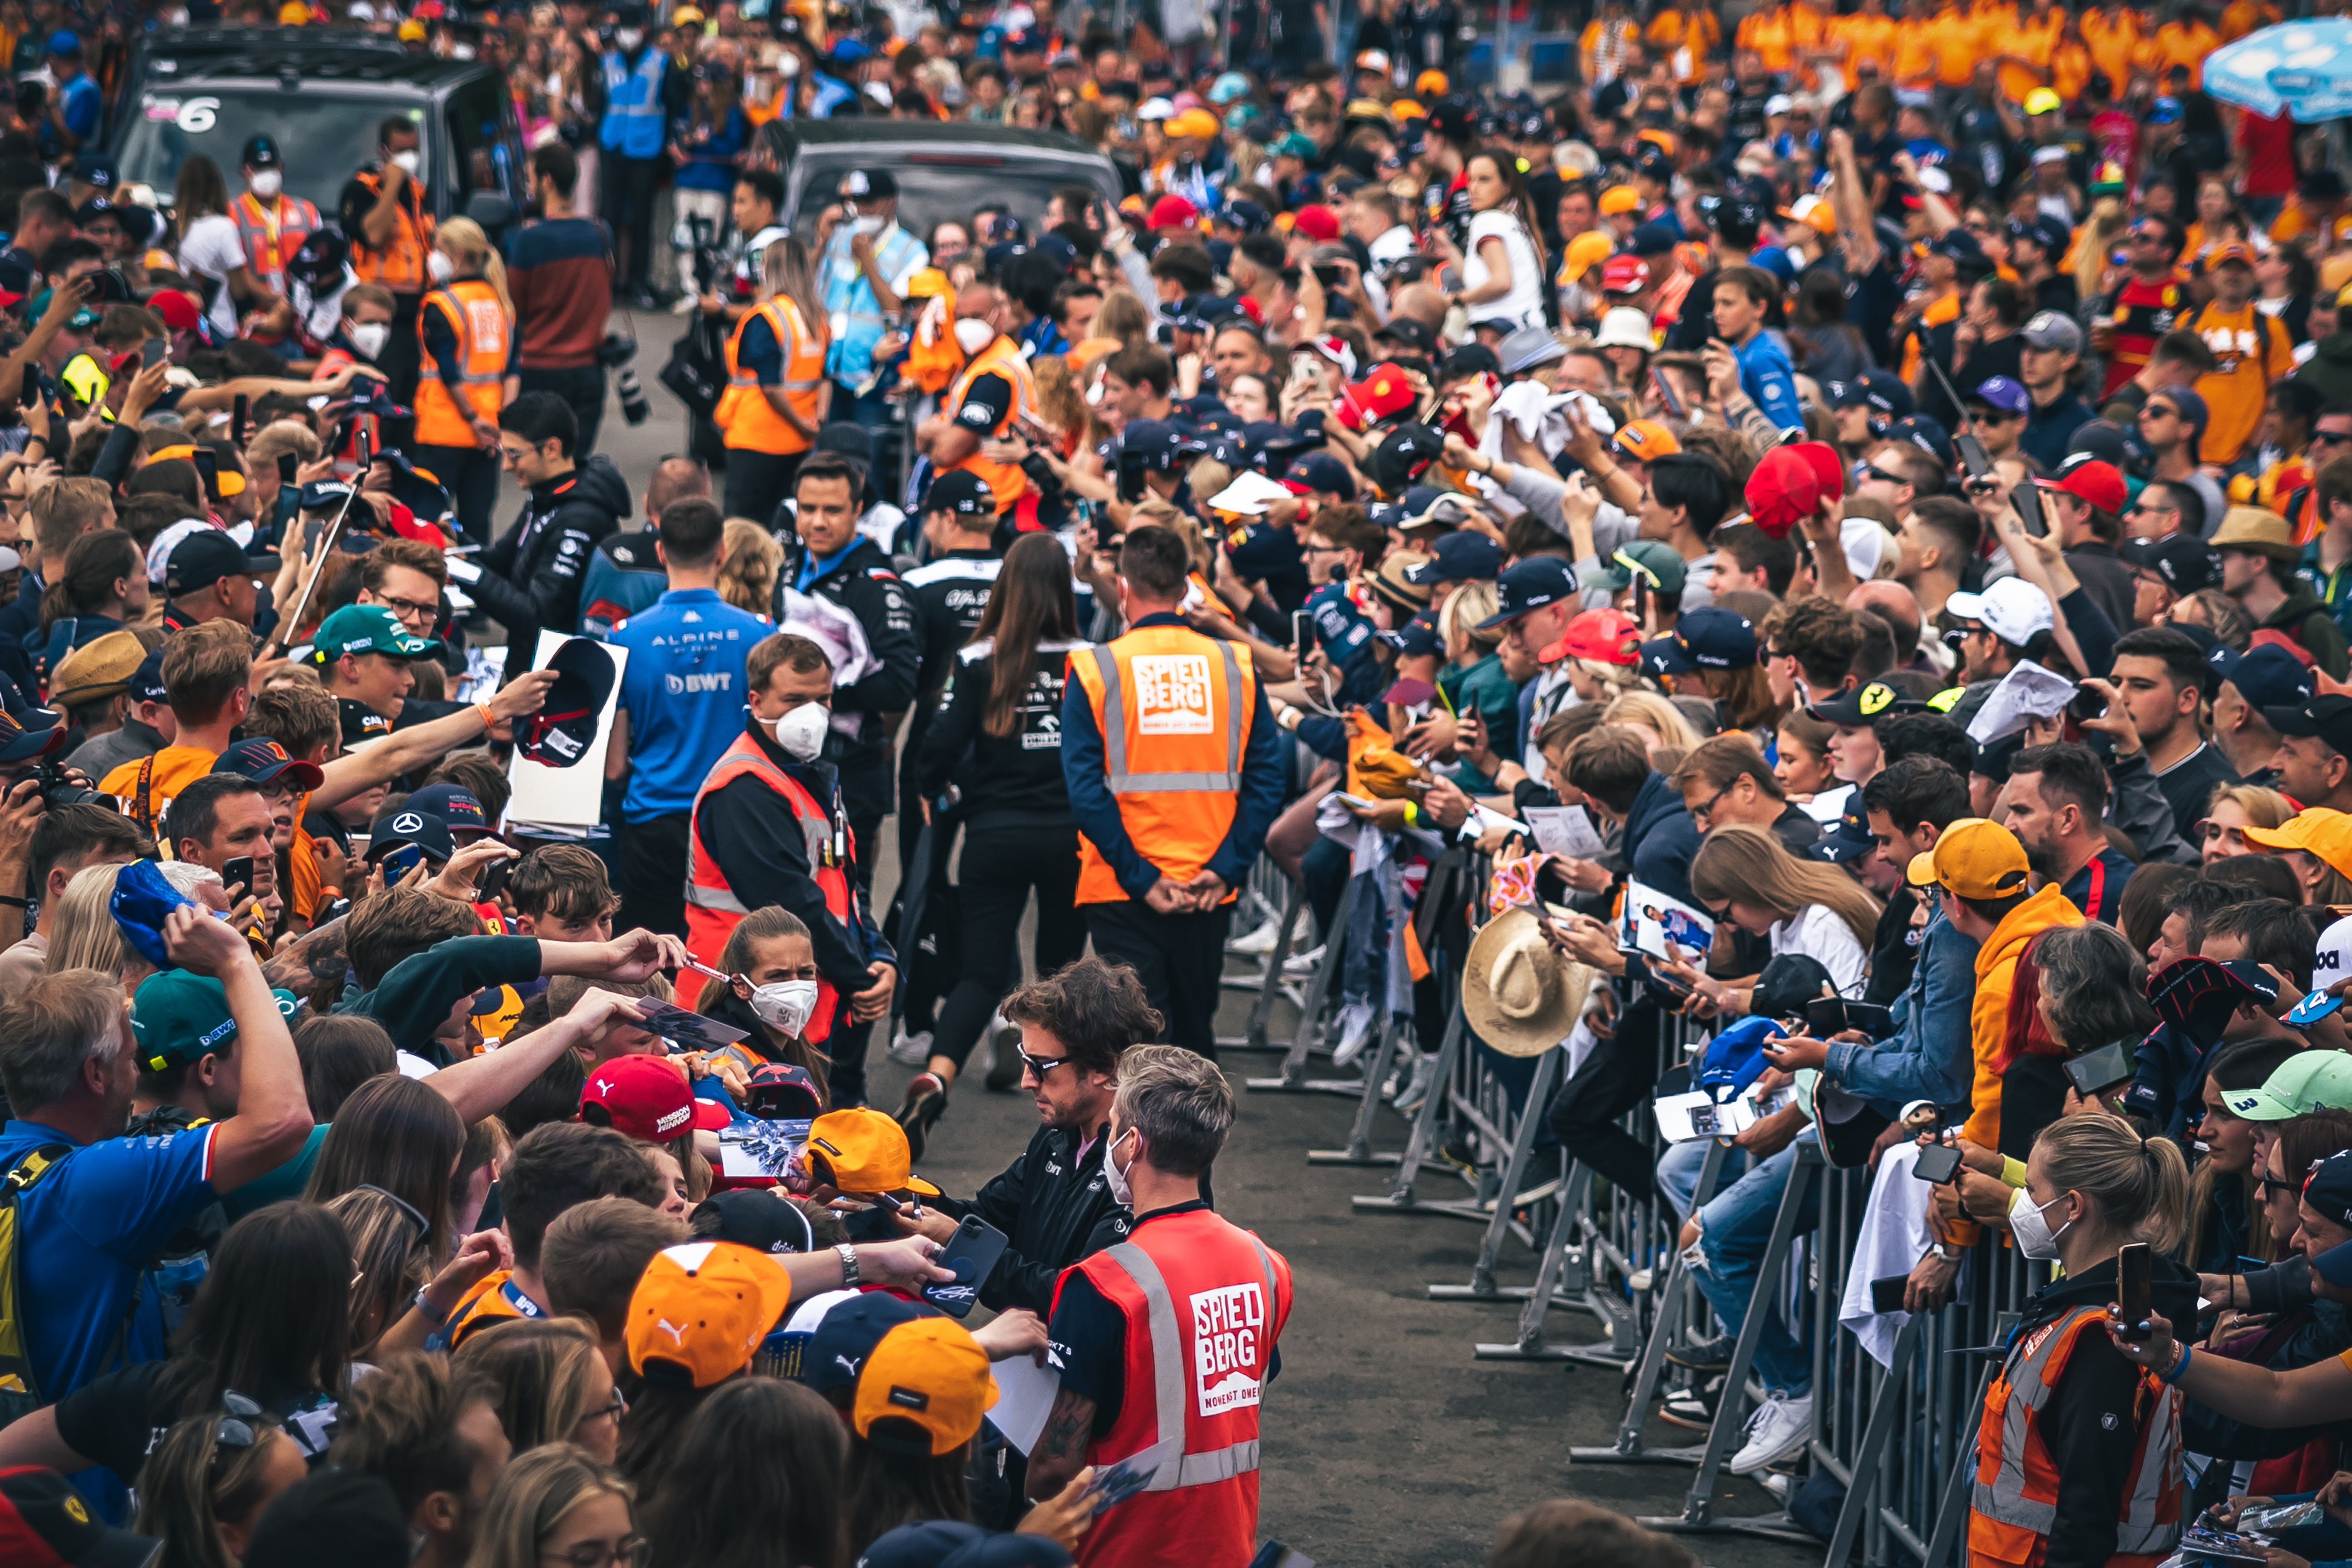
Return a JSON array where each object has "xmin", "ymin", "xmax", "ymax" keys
[
  {"xmin": 1598, "ymin": 185, "xmax": 1641, "ymax": 217},
  {"xmin": 2207, "ymin": 241, "xmax": 2257, "ymax": 269},
  {"xmin": 2243, "ymin": 808, "xmax": 2352, "ymax": 881},
  {"xmin": 804, "ymin": 1107, "xmax": 943, "ymax": 1196},
  {"xmin": 1415, "ymin": 68, "xmax": 1449, "ymax": 96},
  {"xmin": 1614, "ymin": 419, "xmax": 1680, "ymax": 461},
  {"xmin": 624, "ymin": 1241, "xmax": 794, "ymax": 1388},
  {"xmin": 853, "ymin": 1317, "xmax": 999, "ymax": 1455},
  {"xmin": 1905, "ymin": 818, "xmax": 2031, "ymax": 900},
  {"xmin": 145, "ymin": 444, "xmax": 246, "ymax": 497}
]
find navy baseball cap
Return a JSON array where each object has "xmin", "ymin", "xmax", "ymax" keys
[
  {"xmin": 798, "ymin": 1289, "xmax": 940, "ymax": 1396},
  {"xmin": 241, "ymin": 134, "xmax": 284, "ymax": 169},
  {"xmin": 2267, "ymin": 692, "xmax": 2352, "ymax": 756},
  {"xmin": 130, "ymin": 648, "xmax": 168, "ymax": 705},
  {"xmin": 1477, "ymin": 557, "xmax": 1577, "ymax": 628},
  {"xmin": 2009, "ymin": 215, "xmax": 2071, "ymax": 255},
  {"xmin": 1376, "ymin": 612, "xmax": 1442, "ymax": 658},
  {"xmin": 404, "ymin": 782, "xmax": 490, "ymax": 836},
  {"xmin": 212, "ymin": 738, "xmax": 325, "ymax": 793},
  {"xmin": 922, "ymin": 468, "xmax": 996, "ymax": 519},
  {"xmin": 1810, "ymin": 800, "xmax": 1877, "ymax": 864},
  {"xmin": 1889, "ymin": 414, "xmax": 1954, "ymax": 470},
  {"xmin": 297, "ymin": 480, "xmax": 355, "ymax": 512},
  {"xmin": 73, "ymin": 153, "xmax": 114, "ymax": 191},
  {"xmin": 2125, "ymin": 534, "xmax": 2225, "ymax": 597},
  {"xmin": 162, "ymin": 529, "xmax": 260, "ymax": 597},
  {"xmin": 2211, "ymin": 642, "xmax": 2313, "ymax": 710},
  {"xmin": 1640, "ymin": 606, "xmax": 1759, "ymax": 673},
  {"xmin": 1284, "ymin": 452, "xmax": 1357, "ymax": 499},
  {"xmin": 1222, "ymin": 197, "xmax": 1272, "ymax": 233},
  {"xmin": 1119, "ymin": 419, "xmax": 1204, "ymax": 472},
  {"xmin": 1404, "ymin": 531, "xmax": 1502, "ymax": 586}
]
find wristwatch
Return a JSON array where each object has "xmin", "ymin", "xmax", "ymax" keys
[
  {"xmin": 412, "ymin": 1283, "xmax": 451, "ymax": 1328},
  {"xmin": 835, "ymin": 1242, "xmax": 861, "ymax": 1288}
]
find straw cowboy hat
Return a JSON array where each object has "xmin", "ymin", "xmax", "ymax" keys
[{"xmin": 1463, "ymin": 907, "xmax": 1598, "ymax": 1057}]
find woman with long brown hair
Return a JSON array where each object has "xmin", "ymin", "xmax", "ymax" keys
[
  {"xmin": 1429, "ymin": 146, "xmax": 1552, "ymax": 330},
  {"xmin": 1679, "ymin": 823, "xmax": 1882, "ymax": 1009},
  {"xmin": 905, "ymin": 533, "xmax": 1088, "ymax": 1125}
]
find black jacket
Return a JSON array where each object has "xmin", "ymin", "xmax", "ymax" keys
[
  {"xmin": 937, "ymin": 1120, "xmax": 1131, "ymax": 1316},
  {"xmin": 915, "ymin": 637, "xmax": 1080, "ymax": 827},
  {"xmin": 473, "ymin": 454, "xmax": 631, "ymax": 653},
  {"xmin": 779, "ymin": 537, "xmax": 922, "ymax": 823}
]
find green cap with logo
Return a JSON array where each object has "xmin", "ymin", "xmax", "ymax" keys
[
  {"xmin": 130, "ymin": 970, "xmax": 300, "ymax": 1072},
  {"xmin": 308, "ymin": 603, "xmax": 442, "ymax": 666},
  {"xmin": 2226, "ymin": 1051, "xmax": 2352, "ymax": 1122},
  {"xmin": 1579, "ymin": 539, "xmax": 1688, "ymax": 596}
]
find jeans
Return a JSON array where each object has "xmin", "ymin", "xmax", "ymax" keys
[
  {"xmin": 1686, "ymin": 1133, "xmax": 1819, "ymax": 1395},
  {"xmin": 1658, "ymin": 1138, "xmax": 1748, "ymax": 1221},
  {"xmin": 519, "ymin": 364, "xmax": 606, "ymax": 459}
]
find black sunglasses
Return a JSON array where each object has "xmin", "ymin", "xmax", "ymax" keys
[
  {"xmin": 1017, "ymin": 1049, "xmax": 1073, "ymax": 1075},
  {"xmin": 212, "ymin": 1391, "xmax": 265, "ymax": 1464},
  {"xmin": 355, "ymin": 1183, "xmax": 429, "ymax": 1245}
]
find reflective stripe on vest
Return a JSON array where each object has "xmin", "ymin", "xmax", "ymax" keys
[
  {"xmin": 349, "ymin": 169, "xmax": 431, "ymax": 291},
  {"xmin": 1972, "ymin": 1305, "xmax": 2180, "ymax": 1555},
  {"xmin": 234, "ymin": 191, "xmax": 316, "ymax": 285},
  {"xmin": 717, "ymin": 297, "xmax": 824, "ymax": 455},
  {"xmin": 1090, "ymin": 639, "xmax": 1246, "ymax": 793},
  {"xmin": 1086, "ymin": 1231, "xmax": 1281, "ymax": 1494},
  {"xmin": 417, "ymin": 281, "xmax": 511, "ymax": 446}
]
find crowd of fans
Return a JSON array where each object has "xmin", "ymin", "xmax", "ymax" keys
[{"xmin": 0, "ymin": 0, "xmax": 2348, "ymax": 1562}]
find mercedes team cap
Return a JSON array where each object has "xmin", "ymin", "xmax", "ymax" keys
[
  {"xmin": 366, "ymin": 809, "xmax": 456, "ymax": 866},
  {"xmin": 2123, "ymin": 534, "xmax": 2224, "ymax": 596}
]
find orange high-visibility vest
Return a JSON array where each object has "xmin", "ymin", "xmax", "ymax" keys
[
  {"xmin": 232, "ymin": 189, "xmax": 319, "ymax": 293},
  {"xmin": 347, "ymin": 167, "xmax": 435, "ymax": 292},
  {"xmin": 415, "ymin": 279, "xmax": 512, "ymax": 447},
  {"xmin": 681, "ymin": 730, "xmax": 853, "ymax": 1047},
  {"xmin": 941, "ymin": 334, "xmax": 1039, "ymax": 512},
  {"xmin": 1050, "ymin": 1208, "xmax": 1292, "ymax": 1568},
  {"xmin": 1969, "ymin": 1305, "xmax": 2182, "ymax": 1568},
  {"xmin": 1067, "ymin": 626, "xmax": 1255, "ymax": 906},
  {"xmin": 716, "ymin": 297, "xmax": 824, "ymax": 456}
]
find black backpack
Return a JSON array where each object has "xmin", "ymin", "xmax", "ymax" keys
[
  {"xmin": 0, "ymin": 1144, "xmax": 71, "ymax": 1425},
  {"xmin": 660, "ymin": 311, "xmax": 730, "ymax": 419}
]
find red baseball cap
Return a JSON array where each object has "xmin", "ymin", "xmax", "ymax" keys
[
  {"xmin": 1744, "ymin": 445, "xmax": 1823, "ymax": 539},
  {"xmin": 1600, "ymin": 254, "xmax": 1650, "ymax": 293},
  {"xmin": 2035, "ymin": 454, "xmax": 2127, "ymax": 515},
  {"xmin": 1335, "ymin": 362, "xmax": 1419, "ymax": 430},
  {"xmin": 1291, "ymin": 203, "xmax": 1340, "ymax": 242},
  {"xmin": 1146, "ymin": 194, "xmax": 1200, "ymax": 230},
  {"xmin": 149, "ymin": 288, "xmax": 199, "ymax": 332},
  {"xmin": 1541, "ymin": 607, "xmax": 1641, "ymax": 666},
  {"xmin": 1790, "ymin": 440, "xmax": 1845, "ymax": 501},
  {"xmin": 580, "ymin": 1055, "xmax": 731, "ymax": 1144}
]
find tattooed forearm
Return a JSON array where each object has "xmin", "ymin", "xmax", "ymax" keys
[
  {"xmin": 264, "ymin": 913, "xmax": 346, "ymax": 997},
  {"xmin": 1026, "ymin": 1387, "xmax": 1096, "ymax": 1502}
]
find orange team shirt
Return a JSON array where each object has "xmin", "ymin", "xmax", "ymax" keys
[
  {"xmin": 1739, "ymin": 5, "xmax": 1796, "ymax": 71},
  {"xmin": 100, "ymin": 746, "xmax": 220, "ymax": 845},
  {"xmin": 2273, "ymin": 200, "xmax": 2352, "ymax": 248},
  {"xmin": 1829, "ymin": 11, "xmax": 1900, "ymax": 77},
  {"xmin": 1786, "ymin": 1, "xmax": 1832, "ymax": 84},
  {"xmin": 1900, "ymin": 290, "xmax": 1962, "ymax": 384},
  {"xmin": 1891, "ymin": 15, "xmax": 1938, "ymax": 82},
  {"xmin": 2219, "ymin": 0, "xmax": 2279, "ymax": 41},
  {"xmin": 1647, "ymin": 8, "xmax": 1723, "ymax": 81},
  {"xmin": 2049, "ymin": 39, "xmax": 2093, "ymax": 103},
  {"xmin": 1928, "ymin": 8, "xmax": 1980, "ymax": 85},
  {"xmin": 2156, "ymin": 18, "xmax": 2219, "ymax": 85},
  {"xmin": 2191, "ymin": 300, "xmax": 2293, "ymax": 466},
  {"xmin": 2080, "ymin": 7, "xmax": 2145, "ymax": 94},
  {"xmin": 1581, "ymin": 17, "xmax": 1641, "ymax": 76},
  {"xmin": 1998, "ymin": 11, "xmax": 2064, "ymax": 104}
]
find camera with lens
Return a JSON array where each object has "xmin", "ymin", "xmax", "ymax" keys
[
  {"xmin": 597, "ymin": 330, "xmax": 650, "ymax": 427},
  {"xmin": 32, "ymin": 760, "xmax": 100, "ymax": 807}
]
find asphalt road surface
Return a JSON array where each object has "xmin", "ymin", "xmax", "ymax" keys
[{"xmin": 590, "ymin": 307, "xmax": 1825, "ymax": 1568}]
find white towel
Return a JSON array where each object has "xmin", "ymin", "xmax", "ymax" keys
[{"xmin": 1836, "ymin": 1138, "xmax": 1940, "ymax": 1369}]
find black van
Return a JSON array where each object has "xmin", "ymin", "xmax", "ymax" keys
[
  {"xmin": 103, "ymin": 26, "xmax": 524, "ymax": 221},
  {"xmin": 757, "ymin": 119, "xmax": 1122, "ymax": 237}
]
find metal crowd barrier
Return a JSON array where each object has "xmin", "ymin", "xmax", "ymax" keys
[{"xmin": 1218, "ymin": 843, "xmax": 2094, "ymax": 1568}]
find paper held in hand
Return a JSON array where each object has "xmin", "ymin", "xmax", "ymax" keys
[
  {"xmin": 1620, "ymin": 879, "xmax": 1716, "ymax": 962},
  {"xmin": 1963, "ymin": 659, "xmax": 2079, "ymax": 745},
  {"xmin": 506, "ymin": 630, "xmax": 628, "ymax": 833},
  {"xmin": 1521, "ymin": 804, "xmax": 1607, "ymax": 860}
]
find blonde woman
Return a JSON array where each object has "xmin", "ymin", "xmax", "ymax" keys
[
  {"xmin": 414, "ymin": 215, "xmax": 517, "ymax": 545},
  {"xmin": 2198, "ymin": 782, "xmax": 2292, "ymax": 863},
  {"xmin": 765, "ymin": 234, "xmax": 833, "ymax": 426},
  {"xmin": 1680, "ymin": 823, "xmax": 1881, "ymax": 1006},
  {"xmin": 327, "ymin": 1185, "xmax": 433, "ymax": 1360},
  {"xmin": 1601, "ymin": 689, "xmax": 1705, "ymax": 759},
  {"xmin": 715, "ymin": 518, "xmax": 782, "ymax": 616},
  {"xmin": 454, "ymin": 1317, "xmax": 626, "ymax": 1465},
  {"xmin": 463, "ymin": 1445, "xmax": 638, "ymax": 1568},
  {"xmin": 1438, "ymin": 581, "xmax": 1518, "ymax": 793}
]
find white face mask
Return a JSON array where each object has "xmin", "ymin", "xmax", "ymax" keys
[
  {"xmin": 1104, "ymin": 1127, "xmax": 1138, "ymax": 1207},
  {"xmin": 761, "ymin": 700, "xmax": 829, "ymax": 761},
  {"xmin": 751, "ymin": 978, "xmax": 819, "ymax": 1036},
  {"xmin": 615, "ymin": 27, "xmax": 644, "ymax": 49},
  {"xmin": 390, "ymin": 149, "xmax": 422, "ymax": 176},
  {"xmin": 953, "ymin": 316, "xmax": 997, "ymax": 354},
  {"xmin": 248, "ymin": 169, "xmax": 282, "ymax": 199},
  {"xmin": 2009, "ymin": 1187, "xmax": 2076, "ymax": 1262},
  {"xmin": 427, "ymin": 251, "xmax": 455, "ymax": 282},
  {"xmin": 450, "ymin": 42, "xmax": 476, "ymax": 59},
  {"xmin": 853, "ymin": 212, "xmax": 887, "ymax": 237},
  {"xmin": 347, "ymin": 321, "xmax": 390, "ymax": 359}
]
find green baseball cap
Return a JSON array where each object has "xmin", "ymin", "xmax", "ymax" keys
[
  {"xmin": 309, "ymin": 603, "xmax": 442, "ymax": 665},
  {"xmin": 1579, "ymin": 539, "xmax": 1689, "ymax": 597},
  {"xmin": 2225, "ymin": 1051, "xmax": 2352, "ymax": 1121},
  {"xmin": 128, "ymin": 971, "xmax": 297, "ymax": 1072}
]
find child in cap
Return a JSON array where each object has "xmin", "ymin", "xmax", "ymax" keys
[
  {"xmin": 620, "ymin": 1240, "xmax": 795, "ymax": 1507},
  {"xmin": 580, "ymin": 1054, "xmax": 732, "ymax": 1211},
  {"xmin": 787, "ymin": 1107, "xmax": 945, "ymax": 1243}
]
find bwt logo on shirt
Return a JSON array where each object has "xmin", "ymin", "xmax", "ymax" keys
[
  {"xmin": 664, "ymin": 671, "xmax": 733, "ymax": 695},
  {"xmin": 1189, "ymin": 1281, "xmax": 1264, "ymax": 1416},
  {"xmin": 1133, "ymin": 655, "xmax": 1214, "ymax": 736}
]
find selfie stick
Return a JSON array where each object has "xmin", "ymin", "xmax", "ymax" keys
[{"xmin": 278, "ymin": 455, "xmax": 365, "ymax": 651}]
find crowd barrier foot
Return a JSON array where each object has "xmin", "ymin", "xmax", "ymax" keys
[
  {"xmin": 1639, "ymin": 1145, "xmax": 1822, "ymax": 1541},
  {"xmin": 1420, "ymin": 1048, "xmax": 1564, "ymax": 1299},
  {"xmin": 1349, "ymin": 1000, "xmax": 1469, "ymax": 1205},
  {"xmin": 1242, "ymin": 879, "xmax": 1361, "ymax": 1095},
  {"xmin": 1223, "ymin": 878, "xmax": 1308, "ymax": 1053}
]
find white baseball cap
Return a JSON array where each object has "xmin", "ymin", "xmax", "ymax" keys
[
  {"xmin": 1944, "ymin": 577, "xmax": 2054, "ymax": 646},
  {"xmin": 1137, "ymin": 97, "xmax": 1176, "ymax": 121}
]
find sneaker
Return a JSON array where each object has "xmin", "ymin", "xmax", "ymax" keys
[
  {"xmin": 1282, "ymin": 944, "xmax": 1326, "ymax": 979},
  {"xmin": 894, "ymin": 1073, "xmax": 947, "ymax": 1161},
  {"xmin": 1329, "ymin": 1003, "xmax": 1377, "ymax": 1067},
  {"xmin": 1728, "ymin": 1390, "xmax": 1813, "ymax": 1476},
  {"xmin": 668, "ymin": 291, "xmax": 698, "ymax": 315},
  {"xmin": 1658, "ymin": 1391, "xmax": 1715, "ymax": 1432},
  {"xmin": 888, "ymin": 1026, "xmax": 933, "ymax": 1070},
  {"xmin": 1227, "ymin": 919, "xmax": 1285, "ymax": 955},
  {"xmin": 985, "ymin": 1024, "xmax": 1024, "ymax": 1092},
  {"xmin": 1392, "ymin": 1051, "xmax": 1440, "ymax": 1114},
  {"xmin": 1758, "ymin": 1472, "xmax": 1795, "ymax": 1504},
  {"xmin": 1667, "ymin": 1333, "xmax": 1737, "ymax": 1372}
]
